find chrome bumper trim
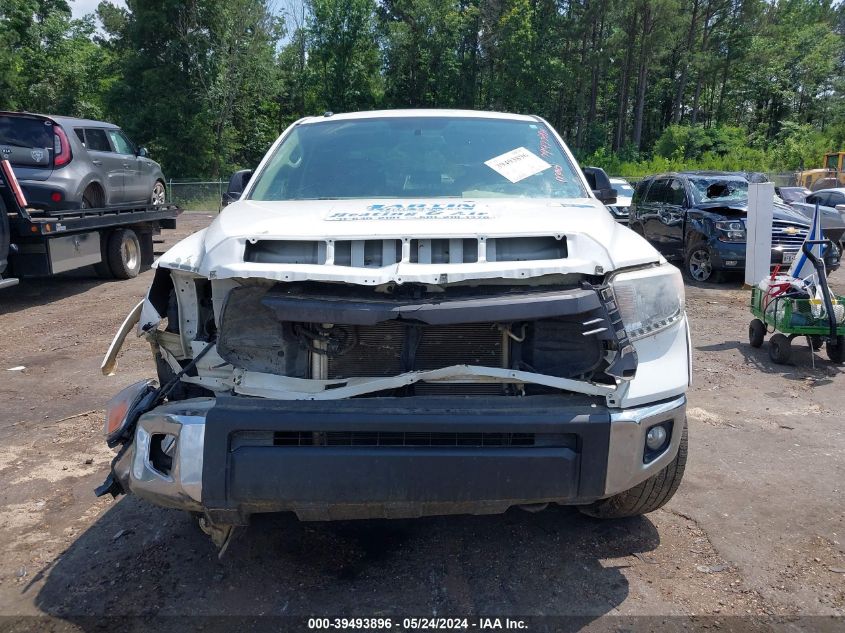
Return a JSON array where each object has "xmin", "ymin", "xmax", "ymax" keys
[{"xmin": 605, "ymin": 395, "xmax": 686, "ymax": 496}]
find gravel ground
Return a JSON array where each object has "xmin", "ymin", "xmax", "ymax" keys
[{"xmin": 0, "ymin": 213, "xmax": 843, "ymax": 630}]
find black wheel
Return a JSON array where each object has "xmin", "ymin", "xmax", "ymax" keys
[
  {"xmin": 81, "ymin": 184, "xmax": 104, "ymax": 209},
  {"xmin": 579, "ymin": 420, "xmax": 687, "ymax": 519},
  {"xmin": 684, "ymin": 243, "xmax": 721, "ymax": 283},
  {"xmin": 94, "ymin": 230, "xmax": 113, "ymax": 278},
  {"xmin": 749, "ymin": 319, "xmax": 766, "ymax": 348},
  {"xmin": 151, "ymin": 180, "xmax": 166, "ymax": 206},
  {"xmin": 106, "ymin": 228, "xmax": 142, "ymax": 279},
  {"xmin": 769, "ymin": 333, "xmax": 792, "ymax": 364},
  {"xmin": 93, "ymin": 260, "xmax": 112, "ymax": 278},
  {"xmin": 826, "ymin": 336, "xmax": 845, "ymax": 364}
]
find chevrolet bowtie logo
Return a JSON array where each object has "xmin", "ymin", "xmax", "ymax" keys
[{"xmin": 784, "ymin": 226, "xmax": 799, "ymax": 235}]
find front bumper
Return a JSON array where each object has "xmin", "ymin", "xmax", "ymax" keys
[
  {"xmin": 112, "ymin": 394, "xmax": 686, "ymax": 523},
  {"xmin": 708, "ymin": 241, "xmax": 840, "ymax": 272}
]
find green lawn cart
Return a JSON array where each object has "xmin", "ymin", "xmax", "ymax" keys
[{"xmin": 749, "ymin": 240, "xmax": 845, "ymax": 365}]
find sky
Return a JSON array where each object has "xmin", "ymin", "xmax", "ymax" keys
[{"xmin": 69, "ymin": 0, "xmax": 127, "ymax": 20}]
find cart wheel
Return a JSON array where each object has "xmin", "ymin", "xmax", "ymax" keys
[
  {"xmin": 810, "ymin": 336, "xmax": 824, "ymax": 351},
  {"xmin": 749, "ymin": 319, "xmax": 766, "ymax": 348},
  {"xmin": 826, "ymin": 336, "xmax": 845, "ymax": 364},
  {"xmin": 769, "ymin": 333, "xmax": 792, "ymax": 364}
]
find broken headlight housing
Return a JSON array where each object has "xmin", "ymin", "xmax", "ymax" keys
[
  {"xmin": 104, "ymin": 379, "xmax": 158, "ymax": 447},
  {"xmin": 610, "ymin": 264, "xmax": 685, "ymax": 341}
]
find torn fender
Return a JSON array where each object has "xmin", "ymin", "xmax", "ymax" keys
[{"xmin": 154, "ymin": 228, "xmax": 208, "ymax": 274}]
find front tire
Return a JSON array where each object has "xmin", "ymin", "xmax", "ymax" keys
[
  {"xmin": 106, "ymin": 228, "xmax": 142, "ymax": 279},
  {"xmin": 579, "ymin": 421, "xmax": 687, "ymax": 519},
  {"xmin": 684, "ymin": 243, "xmax": 721, "ymax": 283}
]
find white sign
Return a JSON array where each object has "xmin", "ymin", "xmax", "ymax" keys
[
  {"xmin": 745, "ymin": 182, "xmax": 775, "ymax": 286},
  {"xmin": 484, "ymin": 147, "xmax": 551, "ymax": 183}
]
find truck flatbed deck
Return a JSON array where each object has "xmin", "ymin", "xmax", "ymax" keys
[
  {"xmin": 1, "ymin": 160, "xmax": 182, "ymax": 284},
  {"xmin": 15, "ymin": 203, "xmax": 180, "ymax": 235}
]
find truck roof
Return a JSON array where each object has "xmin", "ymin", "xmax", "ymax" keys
[
  {"xmin": 296, "ymin": 109, "xmax": 542, "ymax": 125},
  {"xmin": 0, "ymin": 111, "xmax": 120, "ymax": 129}
]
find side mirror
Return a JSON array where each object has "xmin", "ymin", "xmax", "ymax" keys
[
  {"xmin": 137, "ymin": 147, "xmax": 149, "ymax": 158},
  {"xmin": 582, "ymin": 166, "xmax": 617, "ymax": 205},
  {"xmin": 836, "ymin": 204, "xmax": 845, "ymax": 213},
  {"xmin": 222, "ymin": 169, "xmax": 253, "ymax": 207}
]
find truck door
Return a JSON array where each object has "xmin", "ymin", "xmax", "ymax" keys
[
  {"xmin": 661, "ymin": 178, "xmax": 688, "ymax": 260},
  {"xmin": 84, "ymin": 128, "xmax": 124, "ymax": 205},
  {"xmin": 640, "ymin": 178, "xmax": 671, "ymax": 254}
]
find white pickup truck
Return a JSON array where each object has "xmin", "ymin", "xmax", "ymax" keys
[{"xmin": 98, "ymin": 110, "xmax": 690, "ymax": 547}]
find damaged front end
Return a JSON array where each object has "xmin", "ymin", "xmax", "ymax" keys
[
  {"xmin": 217, "ymin": 278, "xmax": 638, "ymax": 404},
  {"xmin": 98, "ymin": 259, "xmax": 687, "ymax": 530}
]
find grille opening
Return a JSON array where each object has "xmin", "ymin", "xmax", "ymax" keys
[
  {"xmin": 409, "ymin": 238, "xmax": 478, "ymax": 264},
  {"xmin": 334, "ymin": 240, "xmax": 403, "ymax": 267},
  {"xmin": 230, "ymin": 430, "xmax": 576, "ymax": 451},
  {"xmin": 244, "ymin": 240, "xmax": 325, "ymax": 265},
  {"xmin": 486, "ymin": 236, "xmax": 567, "ymax": 262},
  {"xmin": 271, "ymin": 431, "xmax": 538, "ymax": 447},
  {"xmin": 771, "ymin": 222, "xmax": 809, "ymax": 248}
]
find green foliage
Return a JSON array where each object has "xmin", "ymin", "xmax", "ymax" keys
[
  {"xmin": 307, "ymin": 0, "xmax": 382, "ymax": 112},
  {"xmin": 654, "ymin": 125, "xmax": 747, "ymax": 161},
  {"xmin": 1, "ymin": 0, "xmax": 844, "ymax": 180}
]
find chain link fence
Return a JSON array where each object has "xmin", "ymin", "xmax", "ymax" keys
[{"xmin": 166, "ymin": 179, "xmax": 225, "ymax": 212}]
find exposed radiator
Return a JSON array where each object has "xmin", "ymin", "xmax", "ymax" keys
[{"xmin": 325, "ymin": 321, "xmax": 505, "ymax": 394}]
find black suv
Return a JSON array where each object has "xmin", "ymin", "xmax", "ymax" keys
[{"xmin": 629, "ymin": 171, "xmax": 842, "ymax": 282}]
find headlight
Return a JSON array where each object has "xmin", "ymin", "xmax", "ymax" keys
[
  {"xmin": 105, "ymin": 379, "xmax": 158, "ymax": 447},
  {"xmin": 715, "ymin": 220, "xmax": 746, "ymax": 242},
  {"xmin": 611, "ymin": 265, "xmax": 685, "ymax": 340}
]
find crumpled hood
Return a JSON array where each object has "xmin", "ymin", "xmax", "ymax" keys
[{"xmin": 157, "ymin": 198, "xmax": 661, "ymax": 284}]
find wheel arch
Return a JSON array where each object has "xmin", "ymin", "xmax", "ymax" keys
[{"xmin": 80, "ymin": 179, "xmax": 107, "ymax": 207}]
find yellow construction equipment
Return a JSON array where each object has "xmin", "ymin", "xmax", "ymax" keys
[{"xmin": 799, "ymin": 152, "xmax": 845, "ymax": 190}]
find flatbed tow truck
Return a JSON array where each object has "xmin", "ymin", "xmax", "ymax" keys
[{"xmin": 0, "ymin": 160, "xmax": 182, "ymax": 289}]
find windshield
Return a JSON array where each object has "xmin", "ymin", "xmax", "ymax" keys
[
  {"xmin": 249, "ymin": 117, "xmax": 587, "ymax": 201},
  {"xmin": 688, "ymin": 177, "xmax": 748, "ymax": 204}
]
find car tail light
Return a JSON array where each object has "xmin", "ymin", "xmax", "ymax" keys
[
  {"xmin": 53, "ymin": 125, "xmax": 72, "ymax": 167},
  {"xmin": 50, "ymin": 191, "xmax": 62, "ymax": 202}
]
